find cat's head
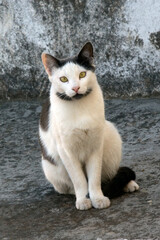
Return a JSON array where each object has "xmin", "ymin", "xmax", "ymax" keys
[{"xmin": 42, "ymin": 42, "xmax": 97, "ymax": 101}]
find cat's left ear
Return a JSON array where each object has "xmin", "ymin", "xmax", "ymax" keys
[
  {"xmin": 78, "ymin": 42, "xmax": 94, "ymax": 65},
  {"xmin": 42, "ymin": 53, "xmax": 59, "ymax": 77}
]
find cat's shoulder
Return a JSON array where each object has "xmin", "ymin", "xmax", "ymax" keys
[{"xmin": 40, "ymin": 98, "xmax": 50, "ymax": 131}]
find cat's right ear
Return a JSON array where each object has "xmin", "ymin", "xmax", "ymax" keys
[{"xmin": 41, "ymin": 53, "xmax": 59, "ymax": 76}]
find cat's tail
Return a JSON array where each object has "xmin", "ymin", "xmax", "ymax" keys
[{"xmin": 101, "ymin": 167, "xmax": 138, "ymax": 199}]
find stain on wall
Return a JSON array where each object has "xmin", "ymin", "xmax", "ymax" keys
[
  {"xmin": 0, "ymin": 0, "xmax": 160, "ymax": 99},
  {"xmin": 150, "ymin": 31, "xmax": 160, "ymax": 50}
]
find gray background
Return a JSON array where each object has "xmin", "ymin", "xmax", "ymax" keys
[
  {"xmin": 0, "ymin": 0, "xmax": 160, "ymax": 99},
  {"xmin": 1, "ymin": 98, "xmax": 160, "ymax": 239}
]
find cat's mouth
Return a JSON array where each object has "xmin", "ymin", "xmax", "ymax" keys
[{"xmin": 56, "ymin": 88, "xmax": 92, "ymax": 101}]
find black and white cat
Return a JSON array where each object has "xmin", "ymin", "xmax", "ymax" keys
[{"xmin": 39, "ymin": 42, "xmax": 139, "ymax": 210}]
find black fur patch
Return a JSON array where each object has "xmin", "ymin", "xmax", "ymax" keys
[
  {"xmin": 40, "ymin": 98, "xmax": 50, "ymax": 131},
  {"xmin": 56, "ymin": 88, "xmax": 92, "ymax": 101},
  {"xmin": 56, "ymin": 92, "xmax": 73, "ymax": 101},
  {"xmin": 39, "ymin": 136, "xmax": 55, "ymax": 165},
  {"xmin": 56, "ymin": 56, "xmax": 95, "ymax": 72},
  {"xmin": 101, "ymin": 167, "xmax": 136, "ymax": 199}
]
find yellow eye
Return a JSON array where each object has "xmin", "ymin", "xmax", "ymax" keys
[
  {"xmin": 79, "ymin": 72, "xmax": 86, "ymax": 79},
  {"xmin": 60, "ymin": 76, "xmax": 68, "ymax": 83}
]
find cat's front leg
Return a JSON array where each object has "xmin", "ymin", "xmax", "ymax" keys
[
  {"xmin": 86, "ymin": 150, "xmax": 111, "ymax": 209},
  {"xmin": 57, "ymin": 145, "xmax": 92, "ymax": 210}
]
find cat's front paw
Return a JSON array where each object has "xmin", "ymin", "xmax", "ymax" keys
[
  {"xmin": 76, "ymin": 197, "xmax": 92, "ymax": 210},
  {"xmin": 124, "ymin": 180, "xmax": 139, "ymax": 193},
  {"xmin": 91, "ymin": 196, "xmax": 110, "ymax": 209}
]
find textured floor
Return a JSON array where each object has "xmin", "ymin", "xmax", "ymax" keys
[{"xmin": 0, "ymin": 98, "xmax": 160, "ymax": 240}]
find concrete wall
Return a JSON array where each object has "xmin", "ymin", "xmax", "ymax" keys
[{"xmin": 0, "ymin": 0, "xmax": 160, "ymax": 99}]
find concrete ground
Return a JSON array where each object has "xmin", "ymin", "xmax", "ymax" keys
[{"xmin": 0, "ymin": 98, "xmax": 160, "ymax": 240}]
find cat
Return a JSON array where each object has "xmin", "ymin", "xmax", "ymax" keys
[{"xmin": 39, "ymin": 42, "xmax": 139, "ymax": 210}]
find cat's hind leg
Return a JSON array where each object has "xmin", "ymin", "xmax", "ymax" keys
[
  {"xmin": 123, "ymin": 180, "xmax": 139, "ymax": 193},
  {"xmin": 42, "ymin": 159, "xmax": 75, "ymax": 195}
]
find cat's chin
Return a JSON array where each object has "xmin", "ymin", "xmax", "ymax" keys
[{"xmin": 56, "ymin": 88, "xmax": 92, "ymax": 101}]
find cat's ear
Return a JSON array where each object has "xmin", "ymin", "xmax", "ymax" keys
[
  {"xmin": 42, "ymin": 53, "xmax": 59, "ymax": 76},
  {"xmin": 78, "ymin": 42, "xmax": 94, "ymax": 63}
]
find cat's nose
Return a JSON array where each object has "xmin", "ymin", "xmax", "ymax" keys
[{"xmin": 72, "ymin": 86, "xmax": 80, "ymax": 93}]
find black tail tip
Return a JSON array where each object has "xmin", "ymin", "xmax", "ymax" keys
[
  {"xmin": 102, "ymin": 167, "xmax": 136, "ymax": 199},
  {"xmin": 117, "ymin": 166, "xmax": 136, "ymax": 182}
]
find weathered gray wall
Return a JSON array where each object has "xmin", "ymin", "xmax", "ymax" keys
[{"xmin": 0, "ymin": 0, "xmax": 160, "ymax": 99}]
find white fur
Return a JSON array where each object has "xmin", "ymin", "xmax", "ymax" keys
[
  {"xmin": 124, "ymin": 180, "xmax": 140, "ymax": 193},
  {"xmin": 39, "ymin": 62, "xmax": 136, "ymax": 210}
]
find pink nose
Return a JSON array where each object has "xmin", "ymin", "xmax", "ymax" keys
[{"xmin": 72, "ymin": 86, "xmax": 80, "ymax": 93}]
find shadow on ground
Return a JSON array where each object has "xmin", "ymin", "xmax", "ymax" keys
[{"xmin": 0, "ymin": 98, "xmax": 160, "ymax": 240}]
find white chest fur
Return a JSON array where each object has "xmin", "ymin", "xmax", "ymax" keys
[{"xmin": 49, "ymin": 83, "xmax": 105, "ymax": 162}]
